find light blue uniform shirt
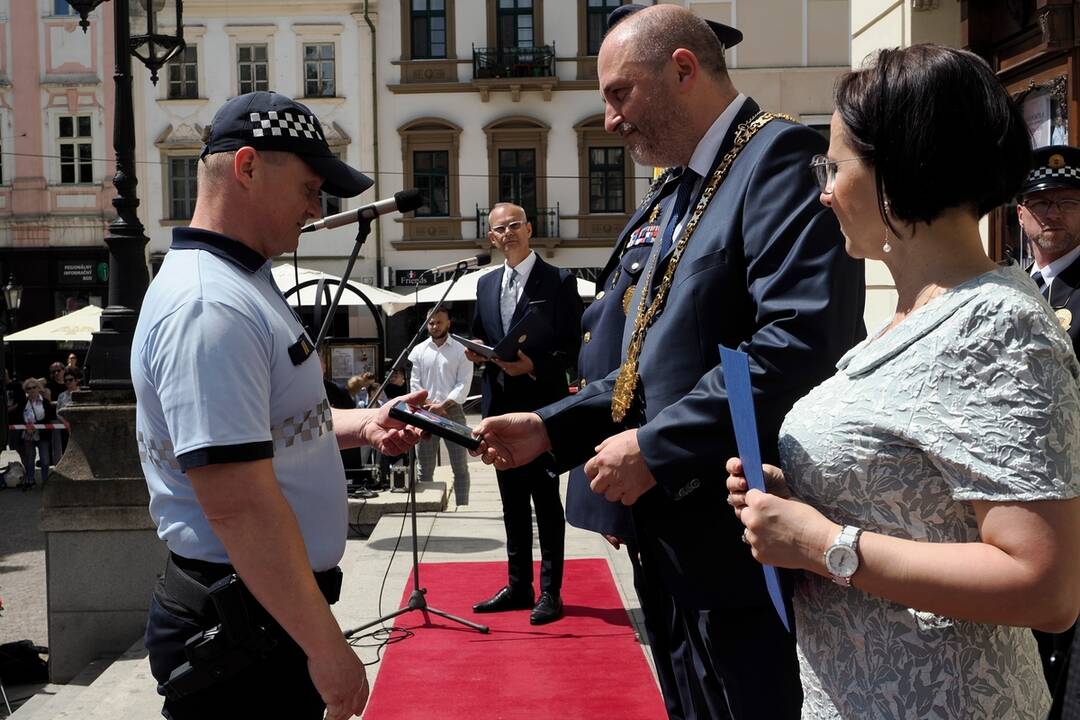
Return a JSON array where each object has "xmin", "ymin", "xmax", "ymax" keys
[{"xmin": 131, "ymin": 228, "xmax": 347, "ymax": 571}]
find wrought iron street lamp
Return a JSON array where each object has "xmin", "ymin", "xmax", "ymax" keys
[
  {"xmin": 3, "ymin": 274, "xmax": 22, "ymax": 326},
  {"xmin": 0, "ymin": 274, "xmax": 22, "ymax": 450},
  {"xmin": 64, "ymin": 0, "xmax": 184, "ymax": 389}
]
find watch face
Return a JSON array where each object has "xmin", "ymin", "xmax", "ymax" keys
[{"xmin": 826, "ymin": 545, "xmax": 858, "ymax": 578}]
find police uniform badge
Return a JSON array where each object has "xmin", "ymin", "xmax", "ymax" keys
[
  {"xmin": 626, "ymin": 223, "xmax": 659, "ymax": 249},
  {"xmin": 1057, "ymin": 308, "xmax": 1073, "ymax": 331}
]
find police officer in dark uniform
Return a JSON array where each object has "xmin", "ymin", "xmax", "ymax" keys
[
  {"xmin": 1017, "ymin": 145, "xmax": 1080, "ymax": 719},
  {"xmin": 560, "ymin": 7, "xmax": 740, "ymax": 718}
]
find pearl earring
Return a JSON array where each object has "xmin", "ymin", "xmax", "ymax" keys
[{"xmin": 882, "ymin": 199, "xmax": 893, "ymax": 253}]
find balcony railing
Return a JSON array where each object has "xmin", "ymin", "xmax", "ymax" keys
[
  {"xmin": 472, "ymin": 44, "xmax": 556, "ymax": 80},
  {"xmin": 477, "ymin": 204, "xmax": 560, "ymax": 240}
]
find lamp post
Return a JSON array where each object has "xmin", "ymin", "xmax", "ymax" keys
[
  {"xmin": 0, "ymin": 274, "xmax": 22, "ymax": 452},
  {"xmin": 65, "ymin": 0, "xmax": 184, "ymax": 389},
  {"xmin": 37, "ymin": 1, "xmax": 185, "ymax": 683}
]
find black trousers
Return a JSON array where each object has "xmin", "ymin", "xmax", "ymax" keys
[
  {"xmin": 638, "ymin": 546, "xmax": 800, "ymax": 719},
  {"xmin": 144, "ymin": 556, "xmax": 330, "ymax": 720},
  {"xmin": 627, "ymin": 540, "xmax": 700, "ymax": 720},
  {"xmin": 495, "ymin": 454, "xmax": 565, "ymax": 595}
]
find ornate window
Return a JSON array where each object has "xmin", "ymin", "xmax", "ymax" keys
[
  {"xmin": 398, "ymin": 118, "xmax": 464, "ymax": 246},
  {"xmin": 168, "ymin": 156, "xmax": 198, "ymax": 220},
  {"xmin": 237, "ymin": 44, "xmax": 269, "ymax": 94},
  {"xmin": 58, "ymin": 115, "xmax": 93, "ymax": 185},
  {"xmin": 411, "ymin": 0, "xmax": 447, "ymax": 59},
  {"xmin": 168, "ymin": 46, "xmax": 198, "ymax": 100},
  {"xmin": 303, "ymin": 43, "xmax": 336, "ymax": 98}
]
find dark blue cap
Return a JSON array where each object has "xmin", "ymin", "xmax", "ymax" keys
[
  {"xmin": 200, "ymin": 91, "xmax": 373, "ymax": 198},
  {"xmin": 1021, "ymin": 145, "xmax": 1080, "ymax": 196},
  {"xmin": 607, "ymin": 4, "xmax": 743, "ymax": 49}
]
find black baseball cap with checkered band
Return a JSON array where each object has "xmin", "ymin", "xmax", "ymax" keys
[
  {"xmin": 200, "ymin": 91, "xmax": 373, "ymax": 198},
  {"xmin": 1020, "ymin": 145, "xmax": 1080, "ymax": 196}
]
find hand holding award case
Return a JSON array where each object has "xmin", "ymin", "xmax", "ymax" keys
[{"xmin": 388, "ymin": 401, "xmax": 482, "ymax": 451}]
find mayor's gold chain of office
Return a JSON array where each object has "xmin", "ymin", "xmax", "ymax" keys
[{"xmin": 611, "ymin": 111, "xmax": 792, "ymax": 423}]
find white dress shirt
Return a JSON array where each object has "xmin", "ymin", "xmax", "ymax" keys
[
  {"xmin": 674, "ymin": 93, "xmax": 748, "ymax": 239},
  {"xmin": 1031, "ymin": 242, "xmax": 1080, "ymax": 284},
  {"xmin": 500, "ymin": 250, "xmax": 537, "ymax": 332},
  {"xmin": 407, "ymin": 335, "xmax": 473, "ymax": 405}
]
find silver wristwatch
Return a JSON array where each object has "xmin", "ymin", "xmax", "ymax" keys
[{"xmin": 824, "ymin": 525, "xmax": 863, "ymax": 587}]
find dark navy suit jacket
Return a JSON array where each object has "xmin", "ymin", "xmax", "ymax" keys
[
  {"xmin": 566, "ymin": 172, "xmax": 677, "ymax": 539},
  {"xmin": 472, "ymin": 254, "xmax": 583, "ymax": 418},
  {"xmin": 1048, "ymin": 257, "xmax": 1080, "ymax": 355},
  {"xmin": 538, "ymin": 99, "xmax": 866, "ymax": 609}
]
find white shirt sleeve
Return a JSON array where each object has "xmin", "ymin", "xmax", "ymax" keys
[
  {"xmin": 407, "ymin": 344, "xmax": 423, "ymax": 394},
  {"xmin": 446, "ymin": 345, "xmax": 473, "ymax": 405}
]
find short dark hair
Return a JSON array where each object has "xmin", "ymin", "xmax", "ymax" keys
[
  {"xmin": 834, "ymin": 44, "xmax": 1031, "ymax": 231},
  {"xmin": 429, "ymin": 306, "xmax": 450, "ymax": 319}
]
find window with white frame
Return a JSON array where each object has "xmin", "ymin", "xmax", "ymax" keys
[
  {"xmin": 320, "ymin": 151, "xmax": 342, "ymax": 217},
  {"xmin": 58, "ymin": 115, "xmax": 93, "ymax": 184},
  {"xmin": 168, "ymin": 45, "xmax": 198, "ymax": 99},
  {"xmin": 303, "ymin": 43, "xmax": 336, "ymax": 98},
  {"xmin": 168, "ymin": 156, "xmax": 198, "ymax": 220},
  {"xmin": 237, "ymin": 44, "xmax": 269, "ymax": 95}
]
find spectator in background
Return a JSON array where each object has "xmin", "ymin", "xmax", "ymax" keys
[
  {"xmin": 45, "ymin": 362, "xmax": 65, "ymax": 402},
  {"xmin": 346, "ymin": 372, "xmax": 379, "ymax": 409},
  {"xmin": 57, "ymin": 369, "xmax": 81, "ymax": 412},
  {"xmin": 66, "ymin": 353, "xmax": 79, "ymax": 371},
  {"xmin": 408, "ymin": 307, "xmax": 473, "ymax": 505},
  {"xmin": 5, "ymin": 369, "xmax": 25, "ymax": 452},
  {"xmin": 45, "ymin": 361, "xmax": 66, "ymax": 461},
  {"xmin": 19, "ymin": 377, "xmax": 55, "ymax": 489},
  {"xmin": 377, "ymin": 365, "xmax": 410, "ymax": 490}
]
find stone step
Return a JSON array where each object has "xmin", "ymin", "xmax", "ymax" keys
[
  {"xmin": 347, "ymin": 480, "xmax": 448, "ymax": 535},
  {"xmin": 9, "ymin": 657, "xmax": 110, "ymax": 720}
]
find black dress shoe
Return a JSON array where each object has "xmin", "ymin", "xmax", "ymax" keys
[
  {"xmin": 473, "ymin": 586, "xmax": 534, "ymax": 613},
  {"xmin": 530, "ymin": 592, "xmax": 563, "ymax": 625}
]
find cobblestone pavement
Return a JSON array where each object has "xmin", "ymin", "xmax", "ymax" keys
[{"xmin": 0, "ymin": 481, "xmax": 47, "ymax": 650}]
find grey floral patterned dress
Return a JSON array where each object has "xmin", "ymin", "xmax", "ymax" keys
[{"xmin": 779, "ymin": 263, "xmax": 1080, "ymax": 719}]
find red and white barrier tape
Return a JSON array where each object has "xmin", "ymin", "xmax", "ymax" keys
[{"xmin": 8, "ymin": 423, "xmax": 68, "ymax": 430}]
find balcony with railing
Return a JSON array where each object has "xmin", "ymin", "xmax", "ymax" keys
[
  {"xmin": 477, "ymin": 204, "xmax": 560, "ymax": 242},
  {"xmin": 470, "ymin": 44, "xmax": 559, "ymax": 101}
]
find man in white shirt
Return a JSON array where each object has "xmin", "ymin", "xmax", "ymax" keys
[{"xmin": 407, "ymin": 306, "xmax": 473, "ymax": 504}]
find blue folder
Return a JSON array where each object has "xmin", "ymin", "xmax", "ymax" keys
[{"xmin": 719, "ymin": 345, "xmax": 792, "ymax": 633}]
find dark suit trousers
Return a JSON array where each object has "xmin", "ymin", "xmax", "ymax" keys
[
  {"xmin": 638, "ymin": 543, "xmax": 799, "ymax": 720},
  {"xmin": 495, "ymin": 454, "xmax": 565, "ymax": 595},
  {"xmin": 628, "ymin": 540, "xmax": 697, "ymax": 720}
]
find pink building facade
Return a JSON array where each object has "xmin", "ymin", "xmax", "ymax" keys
[{"xmin": 1, "ymin": 0, "xmax": 115, "ymax": 334}]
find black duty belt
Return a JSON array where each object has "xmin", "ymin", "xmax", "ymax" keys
[{"xmin": 163, "ymin": 552, "xmax": 343, "ymax": 619}]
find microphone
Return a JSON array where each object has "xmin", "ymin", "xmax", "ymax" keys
[
  {"xmin": 424, "ymin": 254, "xmax": 492, "ymax": 276},
  {"xmin": 301, "ymin": 188, "xmax": 424, "ymax": 232}
]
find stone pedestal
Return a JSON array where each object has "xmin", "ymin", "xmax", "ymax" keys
[{"xmin": 39, "ymin": 389, "xmax": 166, "ymax": 683}]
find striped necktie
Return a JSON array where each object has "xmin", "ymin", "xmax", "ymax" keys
[
  {"xmin": 1032, "ymin": 270, "xmax": 1049, "ymax": 299},
  {"xmin": 501, "ymin": 268, "xmax": 519, "ymax": 333},
  {"xmin": 659, "ymin": 169, "xmax": 699, "ymax": 257}
]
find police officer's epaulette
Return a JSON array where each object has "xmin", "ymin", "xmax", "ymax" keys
[{"xmin": 637, "ymin": 167, "xmax": 676, "ymax": 211}]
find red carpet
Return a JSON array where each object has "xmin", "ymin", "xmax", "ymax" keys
[{"xmin": 362, "ymin": 558, "xmax": 667, "ymax": 719}]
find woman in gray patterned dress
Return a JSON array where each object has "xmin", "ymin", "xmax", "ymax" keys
[{"xmin": 726, "ymin": 45, "xmax": 1080, "ymax": 719}]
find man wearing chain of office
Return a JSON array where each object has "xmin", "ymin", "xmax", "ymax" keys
[{"xmin": 472, "ymin": 5, "xmax": 865, "ymax": 718}]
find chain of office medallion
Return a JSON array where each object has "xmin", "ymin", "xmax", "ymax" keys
[{"xmin": 611, "ymin": 111, "xmax": 792, "ymax": 423}]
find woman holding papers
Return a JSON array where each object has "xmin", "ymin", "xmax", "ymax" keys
[{"xmin": 726, "ymin": 45, "xmax": 1080, "ymax": 719}]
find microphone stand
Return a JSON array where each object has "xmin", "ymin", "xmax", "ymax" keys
[
  {"xmin": 314, "ymin": 218, "xmax": 373, "ymax": 351},
  {"xmin": 345, "ymin": 259, "xmax": 489, "ymax": 636}
]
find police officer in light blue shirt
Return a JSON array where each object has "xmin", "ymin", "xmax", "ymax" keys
[{"xmin": 132, "ymin": 91, "xmax": 426, "ymax": 720}]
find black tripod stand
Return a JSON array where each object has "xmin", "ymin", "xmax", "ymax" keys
[{"xmin": 311, "ymin": 230, "xmax": 488, "ymax": 635}]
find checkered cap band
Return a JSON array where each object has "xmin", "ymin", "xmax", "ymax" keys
[
  {"xmin": 137, "ymin": 431, "xmax": 181, "ymax": 471},
  {"xmin": 271, "ymin": 398, "xmax": 334, "ymax": 449},
  {"xmin": 249, "ymin": 111, "xmax": 325, "ymax": 142},
  {"xmin": 1027, "ymin": 166, "xmax": 1080, "ymax": 183}
]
